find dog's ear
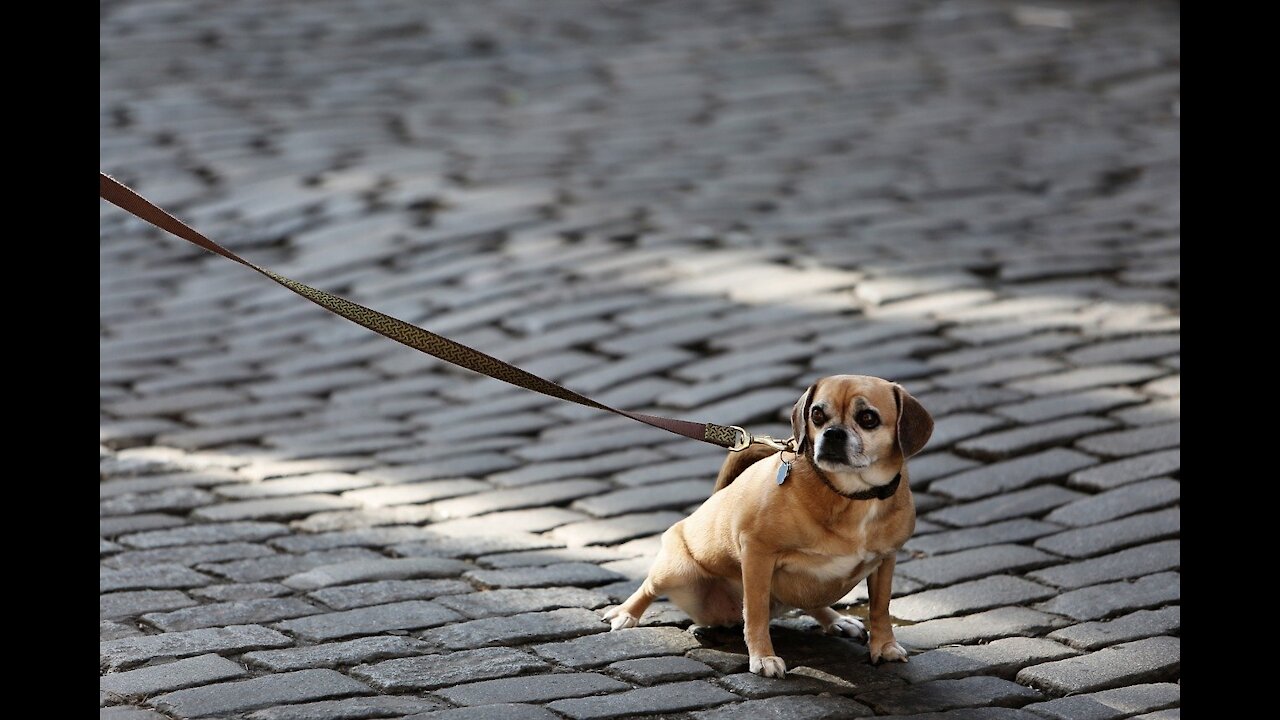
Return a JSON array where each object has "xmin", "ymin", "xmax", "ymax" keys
[
  {"xmin": 894, "ymin": 384, "xmax": 933, "ymax": 459},
  {"xmin": 791, "ymin": 382, "xmax": 818, "ymax": 454}
]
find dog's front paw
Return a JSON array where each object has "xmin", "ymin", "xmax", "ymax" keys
[
  {"xmin": 749, "ymin": 655, "xmax": 787, "ymax": 678},
  {"xmin": 601, "ymin": 606, "xmax": 638, "ymax": 631},
  {"xmin": 870, "ymin": 638, "xmax": 908, "ymax": 664},
  {"xmin": 823, "ymin": 614, "xmax": 867, "ymax": 642}
]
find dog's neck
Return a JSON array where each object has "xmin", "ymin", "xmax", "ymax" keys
[{"xmin": 804, "ymin": 455, "xmax": 902, "ymax": 501}]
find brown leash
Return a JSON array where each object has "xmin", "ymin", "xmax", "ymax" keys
[{"xmin": 100, "ymin": 172, "xmax": 790, "ymax": 453}]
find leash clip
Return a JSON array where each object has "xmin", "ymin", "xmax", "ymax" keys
[{"xmin": 727, "ymin": 426, "xmax": 795, "ymax": 453}]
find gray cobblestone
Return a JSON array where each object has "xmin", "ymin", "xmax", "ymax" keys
[
  {"xmin": 993, "ymin": 388, "xmax": 1146, "ymax": 424},
  {"xmin": 101, "ymin": 564, "xmax": 213, "ymax": 593},
  {"xmin": 1036, "ymin": 572, "xmax": 1180, "ymax": 621},
  {"xmin": 403, "ymin": 705, "xmax": 558, "ymax": 720},
  {"xmin": 436, "ymin": 587, "xmax": 612, "ymax": 619},
  {"xmin": 106, "ymin": 541, "xmax": 278, "ymax": 569},
  {"xmin": 466, "ymin": 562, "xmax": 625, "ymax": 589},
  {"xmin": 1045, "ymin": 478, "xmax": 1180, "ymax": 527},
  {"xmin": 191, "ymin": 582, "xmax": 292, "ymax": 601},
  {"xmin": 695, "ymin": 696, "xmax": 874, "ymax": 719},
  {"xmin": 352, "ymin": 647, "xmax": 548, "ymax": 691},
  {"xmin": 430, "ymin": 480, "xmax": 609, "ymax": 519},
  {"xmin": 193, "ymin": 493, "xmax": 360, "ymax": 521},
  {"xmin": 892, "ymin": 576, "xmax": 1058, "ymax": 622},
  {"xmin": 101, "ymin": 624, "xmax": 293, "ymax": 671},
  {"xmin": 549, "ymin": 511, "xmax": 686, "ymax": 546},
  {"xmin": 216, "ymin": 473, "xmax": 376, "ymax": 499},
  {"xmin": 276, "ymin": 600, "xmax": 463, "ymax": 641},
  {"xmin": 572, "ymin": 480, "xmax": 713, "ymax": 517},
  {"xmin": 101, "ymin": 514, "xmax": 188, "ymax": 538},
  {"xmin": 283, "ymin": 557, "xmax": 469, "ymax": 590},
  {"xmin": 547, "ymin": 680, "xmax": 739, "ymax": 719},
  {"xmin": 1048, "ymin": 607, "xmax": 1181, "ymax": 650},
  {"xmin": 928, "ymin": 486, "xmax": 1087, "ymax": 527},
  {"xmin": 244, "ymin": 636, "xmax": 430, "ymax": 672},
  {"xmin": 898, "ymin": 545, "xmax": 1058, "ymax": 588},
  {"xmin": 1016, "ymin": 637, "xmax": 1180, "ymax": 696},
  {"xmin": 1028, "ymin": 541, "xmax": 1180, "ymax": 589},
  {"xmin": 101, "ymin": 654, "xmax": 248, "ymax": 700},
  {"xmin": 144, "ymin": 597, "xmax": 320, "ymax": 631},
  {"xmin": 1022, "ymin": 683, "xmax": 1178, "ymax": 720},
  {"xmin": 1034, "ymin": 509, "xmax": 1179, "ymax": 558},
  {"xmin": 101, "ymin": 590, "xmax": 197, "ymax": 619},
  {"xmin": 1006, "ymin": 365, "xmax": 1169, "ymax": 396},
  {"xmin": 716, "ymin": 671, "xmax": 853, "ymax": 698},
  {"xmin": 438, "ymin": 672, "xmax": 629, "ymax": 706},
  {"xmin": 420, "ymin": 608, "xmax": 606, "ymax": 650},
  {"xmin": 533, "ymin": 626, "xmax": 702, "ymax": 668},
  {"xmin": 308, "ymin": 578, "xmax": 472, "ymax": 610},
  {"xmin": 858, "ymin": 677, "xmax": 1043, "ymax": 715},
  {"xmin": 907, "ymin": 520, "xmax": 1062, "ymax": 556},
  {"xmin": 1075, "ymin": 422, "xmax": 1179, "ymax": 458},
  {"xmin": 245, "ymin": 695, "xmax": 446, "ymax": 720},
  {"xmin": 930, "ymin": 449, "xmax": 1098, "ymax": 500},
  {"xmin": 896, "ymin": 607, "xmax": 1070, "ymax": 651},
  {"xmin": 118, "ymin": 521, "xmax": 289, "ymax": 548},
  {"xmin": 152, "ymin": 669, "xmax": 371, "ymax": 717},
  {"xmin": 199, "ymin": 548, "xmax": 384, "ymax": 582},
  {"xmin": 607, "ymin": 656, "xmax": 716, "ymax": 685},
  {"xmin": 956, "ymin": 418, "xmax": 1116, "ymax": 460},
  {"xmin": 1068, "ymin": 450, "xmax": 1180, "ymax": 490},
  {"xmin": 890, "ymin": 637, "xmax": 1079, "ymax": 683}
]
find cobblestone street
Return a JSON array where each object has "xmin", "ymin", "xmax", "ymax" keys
[{"xmin": 100, "ymin": 1, "xmax": 1180, "ymax": 718}]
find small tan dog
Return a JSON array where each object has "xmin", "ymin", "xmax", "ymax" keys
[{"xmin": 603, "ymin": 375, "xmax": 933, "ymax": 678}]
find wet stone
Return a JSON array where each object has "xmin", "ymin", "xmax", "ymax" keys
[{"xmin": 533, "ymin": 626, "xmax": 703, "ymax": 668}]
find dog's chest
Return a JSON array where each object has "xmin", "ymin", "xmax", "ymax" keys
[{"xmin": 782, "ymin": 548, "xmax": 881, "ymax": 584}]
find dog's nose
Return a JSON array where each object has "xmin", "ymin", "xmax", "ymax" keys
[{"xmin": 823, "ymin": 427, "xmax": 847, "ymax": 443}]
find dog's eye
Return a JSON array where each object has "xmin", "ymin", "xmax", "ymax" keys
[
  {"xmin": 856, "ymin": 410, "xmax": 880, "ymax": 430},
  {"xmin": 811, "ymin": 407, "xmax": 828, "ymax": 426}
]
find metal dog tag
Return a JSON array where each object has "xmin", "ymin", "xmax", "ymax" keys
[{"xmin": 776, "ymin": 460, "xmax": 790, "ymax": 485}]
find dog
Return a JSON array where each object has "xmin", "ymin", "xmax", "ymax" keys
[{"xmin": 603, "ymin": 374, "xmax": 933, "ymax": 678}]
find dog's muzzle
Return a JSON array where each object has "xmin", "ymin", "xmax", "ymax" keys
[{"xmin": 816, "ymin": 427, "xmax": 852, "ymax": 463}]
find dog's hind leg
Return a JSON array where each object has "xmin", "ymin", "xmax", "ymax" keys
[
  {"xmin": 805, "ymin": 606, "xmax": 866, "ymax": 642},
  {"xmin": 604, "ymin": 579, "xmax": 658, "ymax": 630},
  {"xmin": 604, "ymin": 524, "xmax": 700, "ymax": 631}
]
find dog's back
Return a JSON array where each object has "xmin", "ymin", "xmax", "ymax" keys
[{"xmin": 712, "ymin": 442, "xmax": 779, "ymax": 493}]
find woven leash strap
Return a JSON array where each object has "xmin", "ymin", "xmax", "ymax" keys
[{"xmin": 100, "ymin": 172, "xmax": 749, "ymax": 450}]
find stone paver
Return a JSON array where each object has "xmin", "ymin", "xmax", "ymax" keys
[
  {"xmin": 101, "ymin": 654, "xmax": 248, "ymax": 699},
  {"xmin": 1016, "ymin": 637, "xmax": 1180, "ymax": 696},
  {"xmin": 101, "ymin": 1, "xmax": 1179, "ymax": 716},
  {"xmin": 275, "ymin": 600, "xmax": 463, "ymax": 641},
  {"xmin": 1022, "ymin": 683, "xmax": 1179, "ymax": 720},
  {"xmin": 435, "ymin": 672, "xmax": 629, "ymax": 706},
  {"xmin": 1047, "ymin": 607, "xmax": 1180, "ymax": 651},
  {"xmin": 547, "ymin": 680, "xmax": 739, "ymax": 719},
  {"xmin": 352, "ymin": 647, "xmax": 548, "ymax": 691},
  {"xmin": 243, "ymin": 636, "xmax": 430, "ymax": 672},
  {"xmin": 151, "ymin": 669, "xmax": 371, "ymax": 717}
]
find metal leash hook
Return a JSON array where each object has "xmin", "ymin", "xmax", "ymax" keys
[{"xmin": 727, "ymin": 426, "xmax": 796, "ymax": 453}]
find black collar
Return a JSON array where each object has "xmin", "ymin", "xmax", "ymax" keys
[{"xmin": 812, "ymin": 461, "xmax": 902, "ymax": 501}]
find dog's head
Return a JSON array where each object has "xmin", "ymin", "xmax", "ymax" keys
[{"xmin": 790, "ymin": 374, "xmax": 933, "ymax": 490}]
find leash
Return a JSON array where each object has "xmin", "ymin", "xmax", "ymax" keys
[{"xmin": 100, "ymin": 172, "xmax": 792, "ymax": 454}]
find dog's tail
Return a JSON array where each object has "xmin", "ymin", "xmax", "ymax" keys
[{"xmin": 712, "ymin": 442, "xmax": 779, "ymax": 494}]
